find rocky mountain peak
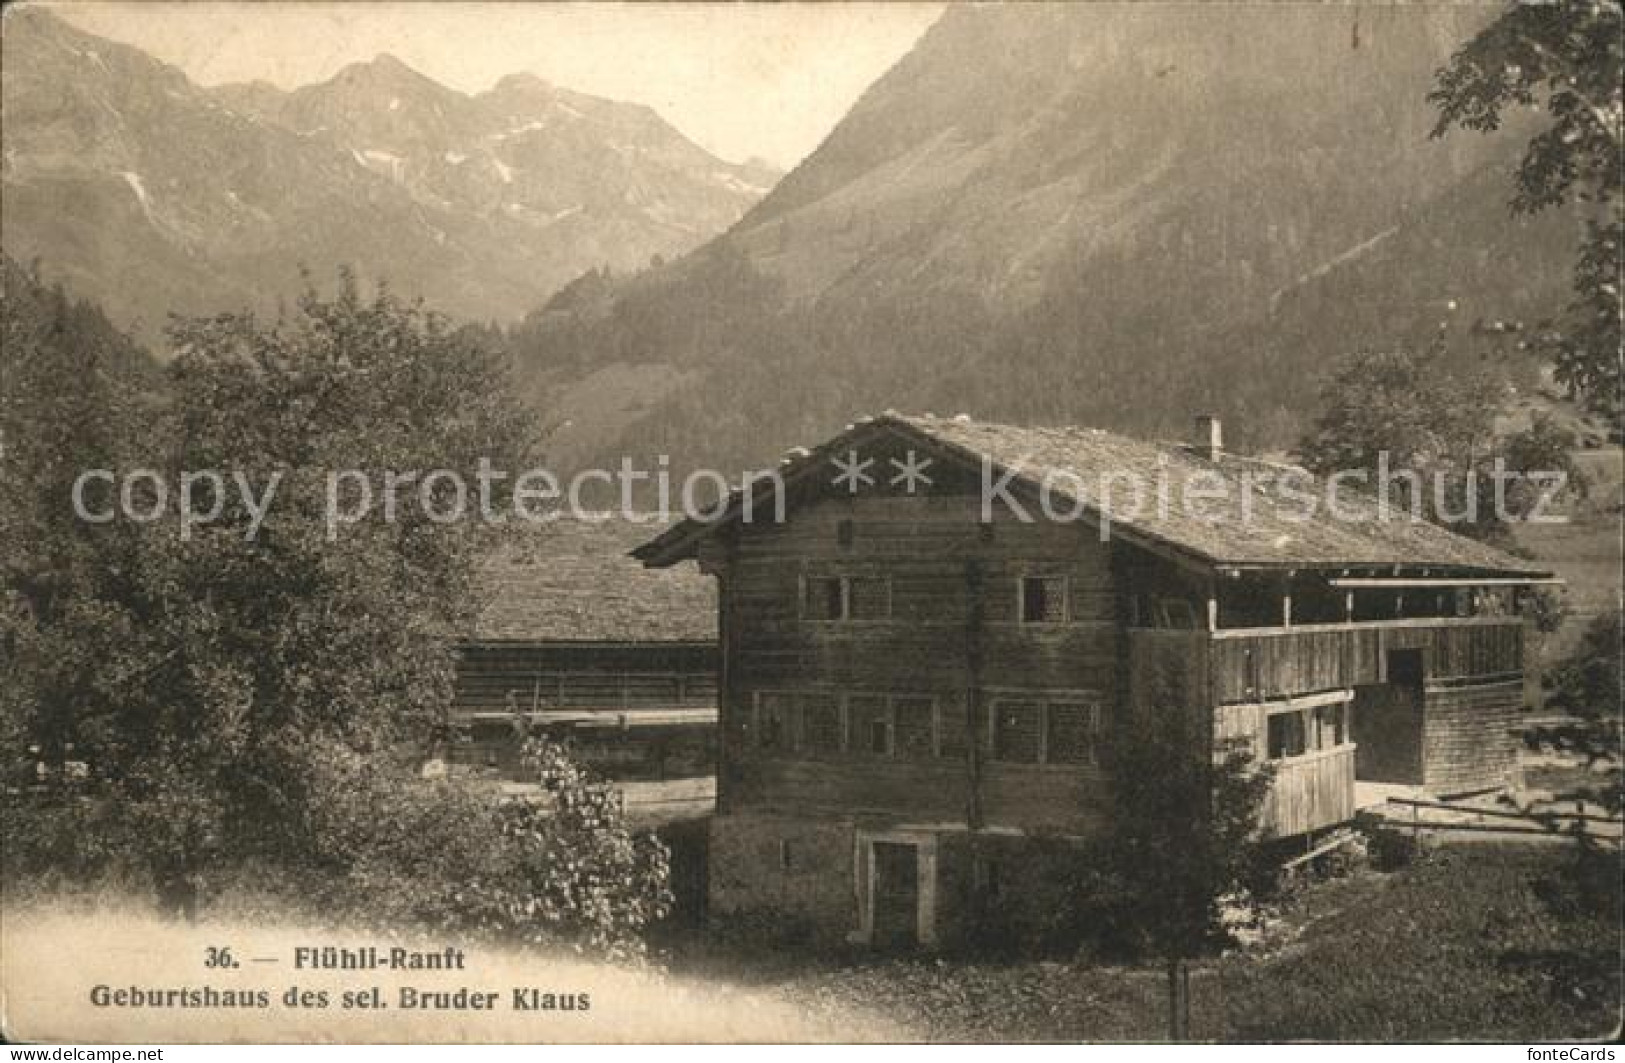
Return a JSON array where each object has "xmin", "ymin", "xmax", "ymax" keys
[{"xmin": 0, "ymin": 8, "xmax": 780, "ymax": 346}]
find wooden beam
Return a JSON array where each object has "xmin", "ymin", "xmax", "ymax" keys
[
  {"xmin": 1330, "ymin": 577, "xmax": 1564, "ymax": 589},
  {"xmin": 1371, "ymin": 818, "xmax": 1620, "ymax": 843},
  {"xmin": 1229, "ymin": 689, "xmax": 1355, "ymax": 715},
  {"xmin": 1209, "ymin": 614, "xmax": 1521, "ymax": 639},
  {"xmin": 1280, "ymin": 829, "xmax": 1361, "ymax": 871},
  {"xmin": 465, "ymin": 708, "xmax": 717, "ymax": 727},
  {"xmin": 1385, "ymin": 796, "xmax": 1622, "ymax": 828}
]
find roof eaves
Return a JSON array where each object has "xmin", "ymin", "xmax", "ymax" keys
[{"xmin": 633, "ymin": 416, "xmax": 901, "ymax": 567}]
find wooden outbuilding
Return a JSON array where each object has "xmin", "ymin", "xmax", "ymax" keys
[{"xmin": 450, "ymin": 516, "xmax": 718, "ymax": 815}]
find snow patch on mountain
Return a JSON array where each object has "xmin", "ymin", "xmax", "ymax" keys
[
  {"xmin": 1, "ymin": 7, "xmax": 781, "ymax": 343},
  {"xmin": 348, "ymin": 148, "xmax": 406, "ymax": 183},
  {"xmin": 490, "ymin": 120, "xmax": 551, "ymax": 142},
  {"xmin": 714, "ymin": 171, "xmax": 772, "ymax": 196},
  {"xmin": 119, "ymin": 171, "xmax": 156, "ymax": 222}
]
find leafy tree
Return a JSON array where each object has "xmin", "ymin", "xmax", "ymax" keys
[
  {"xmin": 1549, "ymin": 609, "xmax": 1624, "ymax": 725},
  {"xmin": 1524, "ymin": 608, "xmax": 1622, "ymax": 923},
  {"xmin": 5, "ymin": 271, "xmax": 676, "ymax": 958},
  {"xmin": 1299, "ymin": 348, "xmax": 1587, "ymax": 544},
  {"xmin": 1102, "ymin": 658, "xmax": 1276, "ymax": 1040},
  {"xmin": 1, "ymin": 255, "xmax": 160, "ymax": 811},
  {"xmin": 4, "ymin": 274, "xmax": 537, "ymax": 910},
  {"xmin": 1430, "ymin": 0, "xmax": 1624, "ymax": 427},
  {"xmin": 1536, "ymin": 607, "xmax": 1622, "ymax": 826}
]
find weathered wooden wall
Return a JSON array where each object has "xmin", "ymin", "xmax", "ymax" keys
[
  {"xmin": 1262, "ymin": 746, "xmax": 1357, "ymax": 837},
  {"xmin": 1126, "ymin": 629, "xmax": 1210, "ymax": 718},
  {"xmin": 1210, "ymin": 618, "xmax": 1523, "ymax": 703},
  {"xmin": 1214, "ymin": 700, "xmax": 1267, "ymax": 756},
  {"xmin": 452, "ymin": 642, "xmax": 717, "ymax": 714},
  {"xmin": 707, "ymin": 811, "xmax": 858, "ymax": 945},
  {"xmin": 1422, "ymin": 678, "xmax": 1523, "ymax": 795},
  {"xmin": 731, "ymin": 756, "xmax": 971, "ymax": 820},
  {"xmin": 1385, "ymin": 620, "xmax": 1524, "ymax": 682},
  {"xmin": 720, "ymin": 491, "xmax": 1116, "ymax": 836},
  {"xmin": 1211, "ymin": 628, "xmax": 1381, "ymax": 702},
  {"xmin": 449, "ymin": 642, "xmax": 718, "ymax": 781},
  {"xmin": 1134, "ymin": 616, "xmax": 1525, "ymax": 834},
  {"xmin": 713, "ymin": 474, "xmax": 1529, "ymax": 853}
]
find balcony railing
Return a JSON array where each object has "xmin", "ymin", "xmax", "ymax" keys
[
  {"xmin": 1210, "ymin": 616, "xmax": 1524, "ymax": 702},
  {"xmin": 1128, "ymin": 617, "xmax": 1525, "ymax": 707},
  {"xmin": 1262, "ymin": 744, "xmax": 1357, "ymax": 837},
  {"xmin": 1127, "ymin": 617, "xmax": 1526, "ymax": 837}
]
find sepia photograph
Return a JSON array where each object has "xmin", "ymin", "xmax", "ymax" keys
[{"xmin": 0, "ymin": 0, "xmax": 1620, "ymax": 1049}]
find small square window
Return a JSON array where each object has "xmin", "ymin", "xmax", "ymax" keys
[
  {"xmin": 1021, "ymin": 576, "xmax": 1067, "ymax": 624},
  {"xmin": 1046, "ymin": 701, "xmax": 1098, "ymax": 765},
  {"xmin": 848, "ymin": 577, "xmax": 890, "ymax": 620},
  {"xmin": 1314, "ymin": 701, "xmax": 1347, "ymax": 749},
  {"xmin": 894, "ymin": 697, "xmax": 935, "ymax": 760},
  {"xmin": 802, "ymin": 694, "xmax": 842, "ymax": 753},
  {"xmin": 1267, "ymin": 710, "xmax": 1306, "ymax": 760},
  {"xmin": 805, "ymin": 575, "xmax": 891, "ymax": 621},
  {"xmin": 806, "ymin": 577, "xmax": 844, "ymax": 621},
  {"xmin": 1156, "ymin": 597, "xmax": 1198, "ymax": 630},
  {"xmin": 849, "ymin": 695, "xmax": 890, "ymax": 755},
  {"xmin": 994, "ymin": 701, "xmax": 1042, "ymax": 763},
  {"xmin": 937, "ymin": 704, "xmax": 969, "ymax": 760}
]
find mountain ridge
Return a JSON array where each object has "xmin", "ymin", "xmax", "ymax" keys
[
  {"xmin": 0, "ymin": 7, "xmax": 780, "ymax": 348},
  {"xmin": 507, "ymin": 2, "xmax": 1583, "ymax": 471}
]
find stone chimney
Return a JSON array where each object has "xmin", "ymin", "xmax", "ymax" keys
[{"xmin": 1193, "ymin": 415, "xmax": 1223, "ymax": 461}]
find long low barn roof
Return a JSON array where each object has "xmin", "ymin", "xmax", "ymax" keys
[
  {"xmin": 474, "ymin": 516, "xmax": 716, "ymax": 643},
  {"xmin": 635, "ymin": 412, "xmax": 1554, "ymax": 576}
]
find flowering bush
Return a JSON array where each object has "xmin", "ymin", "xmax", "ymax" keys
[
  {"xmin": 297, "ymin": 735, "xmax": 671, "ymax": 962},
  {"xmin": 457, "ymin": 739, "xmax": 672, "ymax": 962}
]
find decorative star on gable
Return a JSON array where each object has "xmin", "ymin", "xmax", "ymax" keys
[
  {"xmin": 889, "ymin": 450, "xmax": 934, "ymax": 494},
  {"xmin": 830, "ymin": 449, "xmax": 875, "ymax": 493}
]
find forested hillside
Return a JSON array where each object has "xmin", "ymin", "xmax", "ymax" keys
[{"xmin": 506, "ymin": 4, "xmax": 1580, "ymax": 474}]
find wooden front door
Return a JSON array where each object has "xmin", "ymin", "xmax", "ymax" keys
[
  {"xmin": 871, "ymin": 842, "xmax": 920, "ymax": 949},
  {"xmin": 1353, "ymin": 649, "xmax": 1425, "ymax": 785}
]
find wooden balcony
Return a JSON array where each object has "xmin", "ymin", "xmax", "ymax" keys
[
  {"xmin": 1213, "ymin": 616, "xmax": 1524, "ymax": 701},
  {"xmin": 1128, "ymin": 617, "xmax": 1526, "ymax": 707},
  {"xmin": 1127, "ymin": 617, "xmax": 1526, "ymax": 837},
  {"xmin": 1262, "ymin": 744, "xmax": 1356, "ymax": 837}
]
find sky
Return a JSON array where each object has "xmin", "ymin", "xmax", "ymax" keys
[{"xmin": 44, "ymin": 1, "xmax": 943, "ymax": 169}]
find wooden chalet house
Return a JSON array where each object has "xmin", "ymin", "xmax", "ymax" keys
[
  {"xmin": 450, "ymin": 516, "xmax": 718, "ymax": 817},
  {"xmin": 633, "ymin": 413, "xmax": 1556, "ymax": 949}
]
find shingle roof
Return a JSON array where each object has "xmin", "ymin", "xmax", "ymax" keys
[
  {"xmin": 473, "ymin": 516, "xmax": 716, "ymax": 643},
  {"xmin": 635, "ymin": 412, "xmax": 1552, "ymax": 576}
]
